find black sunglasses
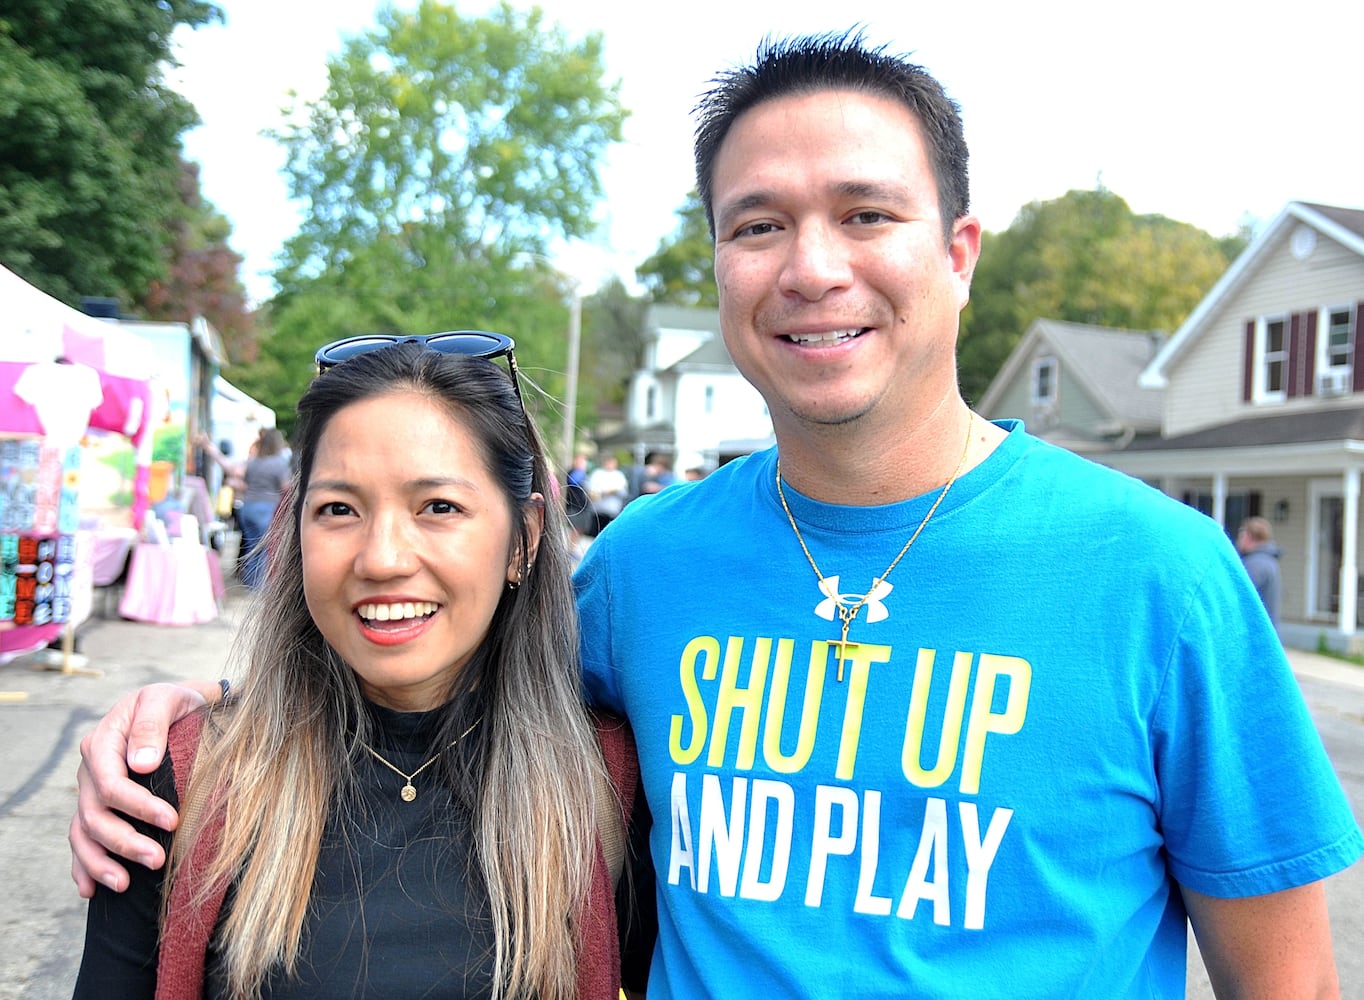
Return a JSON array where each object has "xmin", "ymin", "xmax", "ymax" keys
[{"xmin": 314, "ymin": 331, "xmax": 523, "ymax": 408}]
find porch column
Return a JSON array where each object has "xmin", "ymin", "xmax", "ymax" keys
[
  {"xmin": 1339, "ymin": 468, "xmax": 1359, "ymax": 635},
  {"xmin": 1212, "ymin": 472, "xmax": 1228, "ymax": 528}
]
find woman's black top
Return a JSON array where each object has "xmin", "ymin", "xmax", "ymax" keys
[{"xmin": 73, "ymin": 702, "xmax": 499, "ymax": 999}]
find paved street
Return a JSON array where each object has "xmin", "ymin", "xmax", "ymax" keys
[
  {"xmin": 0, "ymin": 587, "xmax": 245, "ymax": 999},
  {"xmin": 2, "ymin": 590, "xmax": 1362, "ymax": 998}
]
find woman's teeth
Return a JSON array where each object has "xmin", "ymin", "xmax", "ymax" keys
[{"xmin": 357, "ymin": 601, "xmax": 438, "ymax": 622}]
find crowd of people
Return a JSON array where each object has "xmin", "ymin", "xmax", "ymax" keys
[
  {"xmin": 66, "ymin": 28, "xmax": 1359, "ymax": 1000},
  {"xmin": 563, "ymin": 450, "xmax": 697, "ymax": 562}
]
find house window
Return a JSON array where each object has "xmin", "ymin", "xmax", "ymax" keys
[
  {"xmin": 1323, "ymin": 305, "xmax": 1354, "ymax": 370},
  {"xmin": 703, "ymin": 384, "xmax": 715, "ymax": 414},
  {"xmin": 645, "ymin": 385, "xmax": 658, "ymax": 421},
  {"xmin": 1031, "ymin": 356, "xmax": 1057, "ymax": 406},
  {"xmin": 1257, "ymin": 316, "xmax": 1287, "ymax": 399}
]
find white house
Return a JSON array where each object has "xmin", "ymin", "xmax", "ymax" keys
[{"xmin": 607, "ymin": 304, "xmax": 772, "ymax": 470}]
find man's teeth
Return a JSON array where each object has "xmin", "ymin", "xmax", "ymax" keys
[
  {"xmin": 787, "ymin": 329, "xmax": 862, "ymax": 346},
  {"xmin": 357, "ymin": 601, "xmax": 438, "ymax": 622}
]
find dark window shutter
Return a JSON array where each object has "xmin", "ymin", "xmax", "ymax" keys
[
  {"xmin": 1304, "ymin": 309, "xmax": 1318, "ymax": 396},
  {"xmin": 1243, "ymin": 320, "xmax": 1255, "ymax": 401},
  {"xmin": 1355, "ymin": 302, "xmax": 1364, "ymax": 392},
  {"xmin": 1286, "ymin": 313, "xmax": 1302, "ymax": 398}
]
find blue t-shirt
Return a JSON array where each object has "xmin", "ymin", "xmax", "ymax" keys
[{"xmin": 576, "ymin": 421, "xmax": 1361, "ymax": 999}]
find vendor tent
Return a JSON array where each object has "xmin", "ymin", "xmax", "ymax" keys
[
  {"xmin": 213, "ymin": 375, "xmax": 276, "ymax": 461},
  {"xmin": 0, "ymin": 264, "xmax": 163, "ymax": 521},
  {"xmin": 2, "ymin": 265, "xmax": 163, "ymax": 661}
]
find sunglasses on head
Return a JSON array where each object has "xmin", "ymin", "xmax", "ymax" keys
[{"xmin": 314, "ymin": 331, "xmax": 524, "ymax": 409}]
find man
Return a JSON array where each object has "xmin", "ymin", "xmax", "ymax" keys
[
  {"xmin": 629, "ymin": 451, "xmax": 676, "ymax": 499},
  {"xmin": 1237, "ymin": 515, "xmax": 1282, "ymax": 627},
  {"xmin": 584, "ymin": 453, "xmax": 629, "ymax": 533},
  {"xmin": 70, "ymin": 31, "xmax": 1360, "ymax": 998}
]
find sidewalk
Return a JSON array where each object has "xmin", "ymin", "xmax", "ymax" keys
[{"xmin": 1284, "ymin": 645, "xmax": 1364, "ymax": 690}]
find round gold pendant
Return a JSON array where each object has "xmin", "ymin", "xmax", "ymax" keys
[{"xmin": 401, "ymin": 783, "xmax": 417, "ymax": 802}]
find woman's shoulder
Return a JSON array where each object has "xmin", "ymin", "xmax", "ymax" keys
[{"xmin": 591, "ymin": 710, "xmax": 633, "ymax": 764}]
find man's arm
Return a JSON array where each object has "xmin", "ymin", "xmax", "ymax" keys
[
  {"xmin": 1183, "ymin": 881, "xmax": 1341, "ymax": 999},
  {"xmin": 69, "ymin": 681, "xmax": 220, "ymax": 897}
]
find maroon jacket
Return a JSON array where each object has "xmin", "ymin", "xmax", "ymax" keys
[{"xmin": 154, "ymin": 712, "xmax": 638, "ymax": 1000}]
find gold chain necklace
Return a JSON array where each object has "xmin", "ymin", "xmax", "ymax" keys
[
  {"xmin": 360, "ymin": 718, "xmax": 481, "ymax": 803},
  {"xmin": 775, "ymin": 414, "xmax": 973, "ymax": 682}
]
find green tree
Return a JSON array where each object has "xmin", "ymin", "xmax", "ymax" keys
[
  {"xmin": 579, "ymin": 276, "xmax": 648, "ymax": 410},
  {"xmin": 236, "ymin": 247, "xmax": 574, "ymax": 439},
  {"xmin": 139, "ymin": 159, "xmax": 258, "ymax": 363},
  {"xmin": 249, "ymin": 0, "xmax": 626, "ymax": 437},
  {"xmin": 637, "ymin": 192, "xmax": 716, "ymax": 306},
  {"xmin": 958, "ymin": 189, "xmax": 1246, "ymax": 402},
  {"xmin": 0, "ymin": 0, "xmax": 221, "ymax": 305}
]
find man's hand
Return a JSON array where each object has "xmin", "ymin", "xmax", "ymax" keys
[{"xmin": 69, "ymin": 680, "xmax": 220, "ymax": 897}]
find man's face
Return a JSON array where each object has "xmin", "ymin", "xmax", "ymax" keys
[{"xmin": 710, "ymin": 89, "xmax": 980, "ymax": 436}]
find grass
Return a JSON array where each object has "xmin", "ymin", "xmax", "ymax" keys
[{"xmin": 1315, "ymin": 633, "xmax": 1364, "ymax": 668}]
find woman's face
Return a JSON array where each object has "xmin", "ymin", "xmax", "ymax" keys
[{"xmin": 300, "ymin": 390, "xmax": 537, "ymax": 711}]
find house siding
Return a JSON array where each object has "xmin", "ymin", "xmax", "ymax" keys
[
  {"xmin": 672, "ymin": 370, "xmax": 770, "ymax": 465},
  {"xmin": 1057, "ymin": 366, "xmax": 1106, "ymax": 432},
  {"xmin": 987, "ymin": 350, "xmax": 1107, "ymax": 438},
  {"xmin": 1164, "ymin": 233, "xmax": 1364, "ymax": 436},
  {"xmin": 988, "ymin": 366, "xmax": 1033, "ymax": 424}
]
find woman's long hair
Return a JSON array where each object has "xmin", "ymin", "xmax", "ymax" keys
[{"xmin": 166, "ymin": 343, "xmax": 603, "ymax": 999}]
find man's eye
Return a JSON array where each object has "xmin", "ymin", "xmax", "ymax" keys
[
  {"xmin": 847, "ymin": 210, "xmax": 890, "ymax": 225},
  {"xmin": 423, "ymin": 500, "xmax": 459, "ymax": 515},
  {"xmin": 735, "ymin": 220, "xmax": 778, "ymax": 238}
]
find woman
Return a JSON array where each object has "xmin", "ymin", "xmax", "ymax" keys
[
  {"xmin": 199, "ymin": 427, "xmax": 290, "ymax": 588},
  {"xmin": 75, "ymin": 337, "xmax": 637, "ymax": 999}
]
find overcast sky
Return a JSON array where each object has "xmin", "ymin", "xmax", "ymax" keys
[{"xmin": 170, "ymin": 0, "xmax": 1363, "ymax": 303}]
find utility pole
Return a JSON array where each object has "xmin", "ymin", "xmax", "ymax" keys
[{"xmin": 560, "ymin": 283, "xmax": 582, "ymax": 472}]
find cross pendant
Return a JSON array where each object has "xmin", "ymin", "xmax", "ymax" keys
[{"xmin": 830, "ymin": 608, "xmax": 858, "ymax": 682}]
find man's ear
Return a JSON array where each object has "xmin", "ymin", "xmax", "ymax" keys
[{"xmin": 950, "ymin": 213, "xmax": 982, "ymax": 309}]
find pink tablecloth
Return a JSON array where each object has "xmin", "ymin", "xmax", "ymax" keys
[
  {"xmin": 118, "ymin": 542, "xmax": 218, "ymax": 626},
  {"xmin": 89, "ymin": 528, "xmax": 138, "ymax": 587}
]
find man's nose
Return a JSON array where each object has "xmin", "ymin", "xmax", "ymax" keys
[{"xmin": 778, "ymin": 222, "xmax": 854, "ymax": 300}]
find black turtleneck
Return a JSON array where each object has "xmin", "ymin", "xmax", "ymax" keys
[{"xmin": 74, "ymin": 701, "xmax": 500, "ymax": 999}]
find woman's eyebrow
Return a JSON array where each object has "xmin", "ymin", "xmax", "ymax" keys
[{"xmin": 305, "ymin": 475, "xmax": 480, "ymax": 494}]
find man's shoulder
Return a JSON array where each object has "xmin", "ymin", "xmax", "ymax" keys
[{"xmin": 1009, "ymin": 431, "xmax": 1227, "ymax": 542}]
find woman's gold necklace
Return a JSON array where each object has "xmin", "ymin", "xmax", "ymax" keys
[
  {"xmin": 360, "ymin": 718, "xmax": 481, "ymax": 803},
  {"xmin": 775, "ymin": 414, "xmax": 974, "ymax": 682}
]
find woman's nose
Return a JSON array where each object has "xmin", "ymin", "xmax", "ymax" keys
[{"xmin": 354, "ymin": 514, "xmax": 420, "ymax": 579}]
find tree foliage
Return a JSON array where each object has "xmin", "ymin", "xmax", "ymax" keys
[
  {"xmin": 138, "ymin": 160, "xmax": 258, "ymax": 362},
  {"xmin": 579, "ymin": 277, "xmax": 648, "ymax": 409},
  {"xmin": 958, "ymin": 189, "xmax": 1247, "ymax": 402},
  {"xmin": 637, "ymin": 191, "xmax": 716, "ymax": 307},
  {"xmin": 270, "ymin": 0, "xmax": 624, "ymax": 286},
  {"xmin": 236, "ymin": 248, "xmax": 575, "ymax": 439},
  {"xmin": 0, "ymin": 0, "xmax": 221, "ymax": 305},
  {"xmin": 245, "ymin": 0, "xmax": 626, "ymax": 438}
]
